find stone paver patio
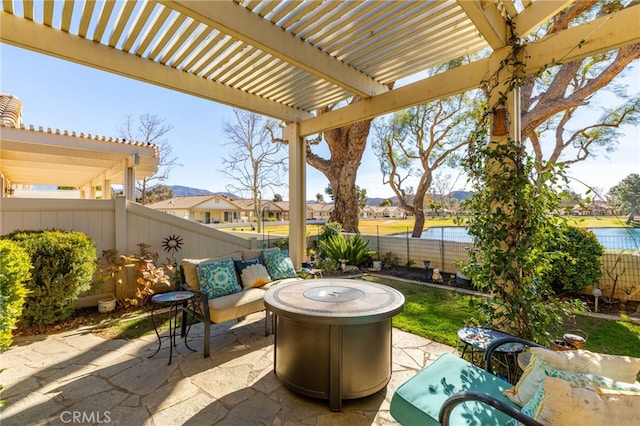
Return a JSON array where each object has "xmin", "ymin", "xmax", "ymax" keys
[{"xmin": 1, "ymin": 312, "xmax": 457, "ymax": 425}]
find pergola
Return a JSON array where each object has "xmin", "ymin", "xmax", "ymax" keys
[{"xmin": 1, "ymin": 0, "xmax": 638, "ymax": 266}]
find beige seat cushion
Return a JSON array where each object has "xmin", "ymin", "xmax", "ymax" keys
[
  {"xmin": 242, "ymin": 247, "xmax": 280, "ymax": 260},
  {"xmin": 208, "ymin": 288, "xmax": 266, "ymax": 323}
]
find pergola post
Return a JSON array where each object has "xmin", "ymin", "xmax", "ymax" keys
[
  {"xmin": 124, "ymin": 158, "xmax": 136, "ymax": 202},
  {"xmin": 285, "ymin": 122, "xmax": 306, "ymax": 269},
  {"xmin": 484, "ymin": 49, "xmax": 524, "ymax": 297}
]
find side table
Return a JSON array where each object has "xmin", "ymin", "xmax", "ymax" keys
[
  {"xmin": 149, "ymin": 291, "xmax": 196, "ymax": 365},
  {"xmin": 457, "ymin": 326, "xmax": 525, "ymax": 384}
]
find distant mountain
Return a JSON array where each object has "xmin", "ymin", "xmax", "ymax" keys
[
  {"xmin": 367, "ymin": 197, "xmax": 394, "ymax": 206},
  {"xmin": 167, "ymin": 185, "xmax": 214, "ymax": 197},
  {"xmin": 166, "ymin": 185, "xmax": 241, "ymax": 199},
  {"xmin": 450, "ymin": 191, "xmax": 472, "ymax": 202}
]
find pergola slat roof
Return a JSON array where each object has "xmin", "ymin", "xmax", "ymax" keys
[
  {"xmin": 1, "ymin": 0, "xmax": 498, "ymax": 123},
  {"xmin": 4, "ymin": 0, "xmax": 636, "ymax": 130}
]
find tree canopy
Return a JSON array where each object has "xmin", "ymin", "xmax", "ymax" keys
[
  {"xmin": 608, "ymin": 173, "xmax": 640, "ymax": 224},
  {"xmin": 117, "ymin": 114, "xmax": 180, "ymax": 205},
  {"xmin": 221, "ymin": 109, "xmax": 287, "ymax": 233}
]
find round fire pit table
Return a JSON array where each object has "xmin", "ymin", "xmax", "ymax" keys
[{"xmin": 264, "ymin": 278, "xmax": 405, "ymax": 411}]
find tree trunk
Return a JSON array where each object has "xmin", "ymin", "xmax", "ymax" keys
[
  {"xmin": 627, "ymin": 201, "xmax": 637, "ymax": 225},
  {"xmin": 307, "ymin": 100, "xmax": 372, "ymax": 234},
  {"xmin": 411, "ymin": 174, "xmax": 432, "ymax": 238}
]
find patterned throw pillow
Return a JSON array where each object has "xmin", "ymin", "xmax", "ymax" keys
[
  {"xmin": 197, "ymin": 258, "xmax": 242, "ymax": 299},
  {"xmin": 263, "ymin": 250, "xmax": 297, "ymax": 280},
  {"xmin": 517, "ymin": 377, "xmax": 640, "ymax": 426},
  {"xmin": 503, "ymin": 347, "xmax": 640, "ymax": 406},
  {"xmin": 234, "ymin": 258, "xmax": 272, "ymax": 289},
  {"xmin": 545, "ymin": 369, "xmax": 640, "ymax": 392},
  {"xmin": 507, "ymin": 371, "xmax": 640, "ymax": 426}
]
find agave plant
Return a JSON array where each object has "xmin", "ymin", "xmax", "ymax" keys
[{"xmin": 320, "ymin": 234, "xmax": 375, "ymax": 266}]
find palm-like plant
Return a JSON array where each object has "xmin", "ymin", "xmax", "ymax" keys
[{"xmin": 320, "ymin": 234, "xmax": 375, "ymax": 266}]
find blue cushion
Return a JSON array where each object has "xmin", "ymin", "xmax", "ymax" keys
[
  {"xmin": 197, "ymin": 258, "xmax": 242, "ymax": 299},
  {"xmin": 263, "ymin": 250, "xmax": 297, "ymax": 280},
  {"xmin": 390, "ymin": 353, "xmax": 519, "ymax": 426}
]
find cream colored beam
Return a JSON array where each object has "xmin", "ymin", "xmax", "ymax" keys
[
  {"xmin": 300, "ymin": 4, "xmax": 640, "ymax": 136},
  {"xmin": 513, "ymin": 1, "xmax": 573, "ymax": 37},
  {"xmin": 457, "ymin": 0, "xmax": 507, "ymax": 49},
  {"xmin": 299, "ymin": 58, "xmax": 491, "ymax": 136},
  {"xmin": 0, "ymin": 13, "xmax": 312, "ymax": 123},
  {"xmin": 0, "ymin": 127, "xmax": 157, "ymax": 157},
  {"xmin": 160, "ymin": 0, "xmax": 388, "ymax": 98},
  {"xmin": 523, "ymin": 3, "xmax": 640, "ymax": 68},
  {"xmin": 285, "ymin": 123, "xmax": 306, "ymax": 269}
]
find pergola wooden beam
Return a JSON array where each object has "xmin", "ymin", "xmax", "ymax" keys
[
  {"xmin": 513, "ymin": 0, "xmax": 574, "ymax": 37},
  {"xmin": 160, "ymin": 0, "xmax": 389, "ymax": 98},
  {"xmin": 0, "ymin": 13, "xmax": 313, "ymax": 123},
  {"xmin": 457, "ymin": 0, "xmax": 508, "ymax": 49},
  {"xmin": 299, "ymin": 3, "xmax": 640, "ymax": 136}
]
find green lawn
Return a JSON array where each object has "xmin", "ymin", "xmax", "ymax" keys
[
  {"xmin": 258, "ymin": 216, "xmax": 631, "ymax": 238},
  {"xmin": 363, "ymin": 275, "xmax": 640, "ymax": 357}
]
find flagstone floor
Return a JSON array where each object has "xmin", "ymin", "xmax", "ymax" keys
[{"xmin": 1, "ymin": 312, "xmax": 457, "ymax": 425}]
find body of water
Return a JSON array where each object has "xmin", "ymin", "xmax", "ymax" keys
[{"xmin": 415, "ymin": 227, "xmax": 640, "ymax": 252}]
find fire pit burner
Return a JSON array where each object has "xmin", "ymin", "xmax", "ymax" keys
[{"xmin": 303, "ymin": 286, "xmax": 364, "ymax": 303}]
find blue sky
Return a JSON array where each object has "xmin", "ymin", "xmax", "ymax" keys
[{"xmin": 1, "ymin": 44, "xmax": 638, "ymax": 200}]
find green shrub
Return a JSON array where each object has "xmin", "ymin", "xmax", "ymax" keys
[
  {"xmin": 0, "ymin": 240, "xmax": 31, "ymax": 349},
  {"xmin": 320, "ymin": 234, "xmax": 375, "ymax": 266},
  {"xmin": 273, "ymin": 237, "xmax": 289, "ymax": 250},
  {"xmin": 319, "ymin": 222, "xmax": 343, "ymax": 242},
  {"xmin": 4, "ymin": 230, "xmax": 96, "ymax": 327},
  {"xmin": 546, "ymin": 226, "xmax": 604, "ymax": 295},
  {"xmin": 314, "ymin": 257, "xmax": 339, "ymax": 272},
  {"xmin": 96, "ymin": 243, "xmax": 173, "ymax": 308},
  {"xmin": 381, "ymin": 251, "xmax": 401, "ymax": 267}
]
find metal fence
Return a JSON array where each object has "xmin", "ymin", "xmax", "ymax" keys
[{"xmin": 355, "ymin": 229, "xmax": 640, "ymax": 302}]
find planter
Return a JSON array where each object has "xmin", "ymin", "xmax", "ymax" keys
[
  {"xmin": 98, "ymin": 298, "xmax": 116, "ymax": 313},
  {"xmin": 372, "ymin": 260, "xmax": 382, "ymax": 270},
  {"xmin": 455, "ymin": 270, "xmax": 472, "ymax": 286}
]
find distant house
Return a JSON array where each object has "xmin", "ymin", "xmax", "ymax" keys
[
  {"xmin": 571, "ymin": 200, "xmax": 614, "ymax": 216},
  {"xmin": 307, "ymin": 202, "xmax": 334, "ymax": 220},
  {"xmin": 147, "ymin": 195, "xmax": 243, "ymax": 223},
  {"xmin": 361, "ymin": 205, "xmax": 407, "ymax": 218},
  {"xmin": 148, "ymin": 196, "xmax": 288, "ymax": 223},
  {"xmin": 234, "ymin": 199, "xmax": 285, "ymax": 222}
]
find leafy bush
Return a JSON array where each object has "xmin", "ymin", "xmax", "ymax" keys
[
  {"xmin": 4, "ymin": 230, "xmax": 96, "ymax": 327},
  {"xmin": 314, "ymin": 256, "xmax": 339, "ymax": 272},
  {"xmin": 381, "ymin": 251, "xmax": 401, "ymax": 267},
  {"xmin": 273, "ymin": 237, "xmax": 289, "ymax": 250},
  {"xmin": 320, "ymin": 234, "xmax": 375, "ymax": 266},
  {"xmin": 546, "ymin": 226, "xmax": 604, "ymax": 295},
  {"xmin": 0, "ymin": 240, "xmax": 31, "ymax": 349},
  {"xmin": 96, "ymin": 243, "xmax": 173, "ymax": 308},
  {"xmin": 319, "ymin": 222, "xmax": 343, "ymax": 242}
]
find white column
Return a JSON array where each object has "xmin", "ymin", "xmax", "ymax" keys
[
  {"xmin": 103, "ymin": 179, "xmax": 112, "ymax": 200},
  {"xmin": 285, "ymin": 123, "xmax": 306, "ymax": 269},
  {"xmin": 124, "ymin": 159, "xmax": 136, "ymax": 202}
]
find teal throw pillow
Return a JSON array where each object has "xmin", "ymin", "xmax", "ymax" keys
[
  {"xmin": 197, "ymin": 258, "xmax": 242, "ymax": 299},
  {"xmin": 263, "ymin": 250, "xmax": 297, "ymax": 280}
]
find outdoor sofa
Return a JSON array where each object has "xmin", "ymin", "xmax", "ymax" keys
[
  {"xmin": 390, "ymin": 336, "xmax": 640, "ymax": 426},
  {"xmin": 179, "ymin": 247, "xmax": 300, "ymax": 357}
]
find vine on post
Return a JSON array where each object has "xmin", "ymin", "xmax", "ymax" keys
[{"xmin": 460, "ymin": 21, "xmax": 585, "ymax": 343}]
